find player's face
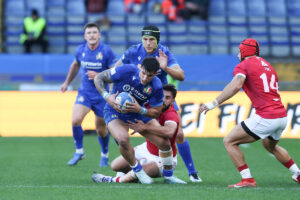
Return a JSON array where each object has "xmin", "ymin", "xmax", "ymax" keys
[
  {"xmin": 237, "ymin": 50, "xmax": 242, "ymax": 61},
  {"xmin": 142, "ymin": 36, "xmax": 157, "ymax": 54},
  {"xmin": 139, "ymin": 68, "xmax": 157, "ymax": 85},
  {"xmin": 162, "ymin": 90, "xmax": 174, "ymax": 112},
  {"xmin": 84, "ymin": 27, "xmax": 101, "ymax": 46}
]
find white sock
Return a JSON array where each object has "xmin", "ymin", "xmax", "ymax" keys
[
  {"xmin": 101, "ymin": 152, "xmax": 109, "ymax": 157},
  {"xmin": 76, "ymin": 148, "xmax": 84, "ymax": 154},
  {"xmin": 240, "ymin": 168, "xmax": 252, "ymax": 179},
  {"xmin": 289, "ymin": 164, "xmax": 300, "ymax": 174}
]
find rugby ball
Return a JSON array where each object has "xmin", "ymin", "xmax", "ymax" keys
[{"xmin": 115, "ymin": 92, "xmax": 134, "ymax": 113}]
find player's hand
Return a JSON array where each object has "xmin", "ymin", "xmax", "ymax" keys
[
  {"xmin": 122, "ymin": 96, "xmax": 140, "ymax": 113},
  {"xmin": 60, "ymin": 82, "xmax": 68, "ymax": 93},
  {"xmin": 199, "ymin": 99, "xmax": 219, "ymax": 114},
  {"xmin": 156, "ymin": 49, "xmax": 168, "ymax": 71},
  {"xmin": 86, "ymin": 70, "xmax": 98, "ymax": 80},
  {"xmin": 128, "ymin": 119, "xmax": 146, "ymax": 134},
  {"xmin": 106, "ymin": 91, "xmax": 122, "ymax": 113}
]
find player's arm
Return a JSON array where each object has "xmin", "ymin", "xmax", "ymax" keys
[
  {"xmin": 199, "ymin": 74, "xmax": 245, "ymax": 113},
  {"xmin": 124, "ymin": 101, "xmax": 163, "ymax": 118},
  {"xmin": 156, "ymin": 49, "xmax": 184, "ymax": 81},
  {"xmin": 113, "ymin": 59, "xmax": 123, "ymax": 67},
  {"xmin": 128, "ymin": 119, "xmax": 177, "ymax": 138},
  {"xmin": 94, "ymin": 69, "xmax": 122, "ymax": 112},
  {"xmin": 61, "ymin": 60, "xmax": 80, "ymax": 93}
]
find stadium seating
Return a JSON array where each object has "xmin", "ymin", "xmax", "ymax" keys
[{"xmin": 3, "ymin": 0, "xmax": 300, "ymax": 57}]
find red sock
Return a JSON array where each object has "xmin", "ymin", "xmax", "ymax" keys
[
  {"xmin": 238, "ymin": 164, "xmax": 248, "ymax": 172},
  {"xmin": 284, "ymin": 159, "xmax": 295, "ymax": 169},
  {"xmin": 116, "ymin": 177, "xmax": 121, "ymax": 183}
]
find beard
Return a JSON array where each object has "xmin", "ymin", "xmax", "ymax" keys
[{"xmin": 162, "ymin": 103, "xmax": 171, "ymax": 113}]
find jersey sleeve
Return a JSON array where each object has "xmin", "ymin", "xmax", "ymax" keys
[
  {"xmin": 149, "ymin": 78, "xmax": 163, "ymax": 107},
  {"xmin": 165, "ymin": 47, "xmax": 179, "ymax": 68},
  {"xmin": 163, "ymin": 111, "xmax": 179, "ymax": 125},
  {"xmin": 106, "ymin": 47, "xmax": 117, "ymax": 68},
  {"xmin": 233, "ymin": 62, "xmax": 247, "ymax": 77},
  {"xmin": 110, "ymin": 64, "xmax": 135, "ymax": 82},
  {"xmin": 74, "ymin": 45, "xmax": 82, "ymax": 64},
  {"xmin": 121, "ymin": 47, "xmax": 133, "ymax": 64}
]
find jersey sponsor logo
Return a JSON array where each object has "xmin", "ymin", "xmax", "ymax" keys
[
  {"xmin": 122, "ymin": 84, "xmax": 148, "ymax": 101},
  {"xmin": 138, "ymin": 56, "xmax": 141, "ymax": 61},
  {"xmin": 96, "ymin": 52, "xmax": 103, "ymax": 60},
  {"xmin": 82, "ymin": 53, "xmax": 85, "ymax": 57},
  {"xmin": 123, "ymin": 84, "xmax": 131, "ymax": 91},
  {"xmin": 81, "ymin": 61, "xmax": 102, "ymax": 69},
  {"xmin": 132, "ymin": 76, "xmax": 136, "ymax": 81}
]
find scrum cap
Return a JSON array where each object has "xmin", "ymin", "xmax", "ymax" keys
[
  {"xmin": 239, "ymin": 38, "xmax": 260, "ymax": 60},
  {"xmin": 141, "ymin": 25, "xmax": 160, "ymax": 44}
]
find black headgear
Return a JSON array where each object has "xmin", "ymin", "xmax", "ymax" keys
[{"xmin": 141, "ymin": 25, "xmax": 160, "ymax": 44}]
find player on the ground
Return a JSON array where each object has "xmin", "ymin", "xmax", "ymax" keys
[
  {"xmin": 61, "ymin": 22, "xmax": 116, "ymax": 167},
  {"xmin": 94, "ymin": 56, "xmax": 173, "ymax": 184},
  {"xmin": 92, "ymin": 84, "xmax": 186, "ymax": 184},
  {"xmin": 113, "ymin": 25, "xmax": 201, "ymax": 182},
  {"xmin": 199, "ymin": 38, "xmax": 300, "ymax": 188}
]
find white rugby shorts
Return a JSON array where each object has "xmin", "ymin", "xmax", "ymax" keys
[
  {"xmin": 241, "ymin": 113, "xmax": 287, "ymax": 141},
  {"xmin": 134, "ymin": 142, "xmax": 177, "ymax": 176}
]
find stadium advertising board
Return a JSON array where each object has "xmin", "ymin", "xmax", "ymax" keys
[{"xmin": 0, "ymin": 91, "xmax": 299, "ymax": 138}]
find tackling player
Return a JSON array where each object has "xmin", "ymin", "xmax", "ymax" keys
[
  {"xmin": 92, "ymin": 84, "xmax": 186, "ymax": 184},
  {"xmin": 61, "ymin": 23, "xmax": 116, "ymax": 167},
  {"xmin": 113, "ymin": 25, "xmax": 201, "ymax": 182},
  {"xmin": 199, "ymin": 38, "xmax": 300, "ymax": 188}
]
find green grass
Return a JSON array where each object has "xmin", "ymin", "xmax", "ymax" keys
[{"xmin": 0, "ymin": 137, "xmax": 299, "ymax": 200}]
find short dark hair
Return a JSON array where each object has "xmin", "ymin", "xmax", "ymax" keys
[
  {"xmin": 163, "ymin": 84, "xmax": 177, "ymax": 99},
  {"xmin": 141, "ymin": 57, "xmax": 160, "ymax": 73},
  {"xmin": 84, "ymin": 22, "xmax": 100, "ymax": 31},
  {"xmin": 31, "ymin": 9, "xmax": 38, "ymax": 17}
]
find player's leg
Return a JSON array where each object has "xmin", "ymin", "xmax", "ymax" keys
[
  {"xmin": 223, "ymin": 123, "xmax": 257, "ymax": 188},
  {"xmin": 68, "ymin": 103, "xmax": 90, "ymax": 165},
  {"xmin": 111, "ymin": 155, "xmax": 131, "ymax": 173},
  {"xmin": 175, "ymin": 109, "xmax": 201, "ymax": 182},
  {"xmin": 261, "ymin": 124, "xmax": 300, "ymax": 184},
  {"xmin": 93, "ymin": 162, "xmax": 158, "ymax": 183},
  {"xmin": 95, "ymin": 116, "xmax": 110, "ymax": 167},
  {"xmin": 108, "ymin": 119, "xmax": 153, "ymax": 184},
  {"xmin": 141, "ymin": 119, "xmax": 186, "ymax": 184}
]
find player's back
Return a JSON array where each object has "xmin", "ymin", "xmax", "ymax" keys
[{"xmin": 237, "ymin": 57, "xmax": 286, "ymax": 119}]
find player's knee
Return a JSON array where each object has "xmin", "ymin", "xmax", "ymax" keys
[
  {"xmin": 119, "ymin": 137, "xmax": 130, "ymax": 151},
  {"xmin": 263, "ymin": 143, "xmax": 275, "ymax": 153},
  {"xmin": 223, "ymin": 136, "xmax": 232, "ymax": 148},
  {"xmin": 72, "ymin": 118, "xmax": 82, "ymax": 126},
  {"xmin": 176, "ymin": 130, "xmax": 185, "ymax": 144},
  {"xmin": 96, "ymin": 128, "xmax": 106, "ymax": 137}
]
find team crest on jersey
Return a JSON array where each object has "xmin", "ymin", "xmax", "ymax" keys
[
  {"xmin": 96, "ymin": 52, "xmax": 103, "ymax": 60},
  {"xmin": 144, "ymin": 86, "xmax": 152, "ymax": 95}
]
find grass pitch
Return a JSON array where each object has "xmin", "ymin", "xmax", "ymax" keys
[{"xmin": 0, "ymin": 136, "xmax": 299, "ymax": 200}]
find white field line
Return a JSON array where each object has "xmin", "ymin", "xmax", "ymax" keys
[{"xmin": 0, "ymin": 185, "xmax": 299, "ymax": 191}]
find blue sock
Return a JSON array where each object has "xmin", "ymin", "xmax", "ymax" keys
[
  {"xmin": 177, "ymin": 139, "xmax": 197, "ymax": 175},
  {"xmin": 98, "ymin": 132, "xmax": 110, "ymax": 154},
  {"xmin": 132, "ymin": 162, "xmax": 143, "ymax": 173},
  {"xmin": 72, "ymin": 126, "xmax": 84, "ymax": 149},
  {"xmin": 163, "ymin": 169, "xmax": 173, "ymax": 178}
]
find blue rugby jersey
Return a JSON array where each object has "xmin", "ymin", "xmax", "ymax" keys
[
  {"xmin": 107, "ymin": 64, "xmax": 163, "ymax": 109},
  {"xmin": 75, "ymin": 42, "xmax": 117, "ymax": 99},
  {"xmin": 121, "ymin": 43, "xmax": 178, "ymax": 85}
]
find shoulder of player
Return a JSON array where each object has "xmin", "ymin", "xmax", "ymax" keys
[
  {"xmin": 161, "ymin": 107, "xmax": 179, "ymax": 122},
  {"xmin": 151, "ymin": 76, "xmax": 163, "ymax": 88}
]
